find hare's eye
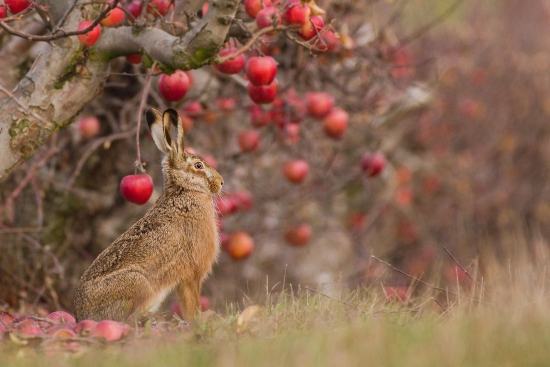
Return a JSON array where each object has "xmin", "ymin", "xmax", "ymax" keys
[{"xmin": 194, "ymin": 162, "xmax": 204, "ymax": 169}]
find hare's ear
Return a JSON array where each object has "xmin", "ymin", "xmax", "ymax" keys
[
  {"xmin": 163, "ymin": 108, "xmax": 185, "ymax": 154},
  {"xmin": 146, "ymin": 108, "xmax": 172, "ymax": 154}
]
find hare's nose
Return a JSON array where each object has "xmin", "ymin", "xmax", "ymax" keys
[{"xmin": 220, "ymin": 181, "xmax": 224, "ymax": 186}]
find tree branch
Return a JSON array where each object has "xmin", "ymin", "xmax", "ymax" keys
[
  {"xmin": 0, "ymin": 0, "xmax": 119, "ymax": 41},
  {"xmin": 95, "ymin": 0, "xmax": 241, "ymax": 69},
  {"xmin": 0, "ymin": 0, "xmax": 242, "ymax": 182}
]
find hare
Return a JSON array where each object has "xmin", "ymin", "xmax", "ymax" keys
[{"xmin": 73, "ymin": 108, "xmax": 223, "ymax": 322}]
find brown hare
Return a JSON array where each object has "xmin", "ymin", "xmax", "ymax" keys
[{"xmin": 73, "ymin": 108, "xmax": 223, "ymax": 322}]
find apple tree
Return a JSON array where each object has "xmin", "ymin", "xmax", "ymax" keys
[{"xmin": 0, "ymin": 0, "xmax": 433, "ymax": 309}]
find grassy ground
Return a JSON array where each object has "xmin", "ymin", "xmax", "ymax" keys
[{"xmin": 3, "ymin": 258, "xmax": 550, "ymax": 367}]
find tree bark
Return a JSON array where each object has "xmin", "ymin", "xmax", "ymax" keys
[{"xmin": 0, "ymin": 0, "xmax": 240, "ymax": 183}]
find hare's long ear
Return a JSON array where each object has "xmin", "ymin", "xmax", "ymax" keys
[
  {"xmin": 163, "ymin": 108, "xmax": 185, "ymax": 154},
  {"xmin": 146, "ymin": 108, "xmax": 173, "ymax": 154}
]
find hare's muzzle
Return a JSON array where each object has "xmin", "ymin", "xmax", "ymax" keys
[{"xmin": 210, "ymin": 176, "xmax": 223, "ymax": 194}]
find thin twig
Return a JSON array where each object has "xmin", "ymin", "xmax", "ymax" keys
[
  {"xmin": 65, "ymin": 129, "xmax": 136, "ymax": 189},
  {"xmin": 135, "ymin": 64, "xmax": 155, "ymax": 174},
  {"xmin": 431, "ymin": 297, "xmax": 446, "ymax": 311},
  {"xmin": 0, "ymin": 264, "xmax": 53, "ymax": 304},
  {"xmin": 0, "ymin": 148, "xmax": 58, "ymax": 217},
  {"xmin": 371, "ymin": 256, "xmax": 482, "ymax": 303},
  {"xmin": 443, "ymin": 247, "xmax": 480, "ymax": 285},
  {"xmin": 30, "ymin": 177, "xmax": 44, "ymax": 228},
  {"xmin": 218, "ymin": 25, "xmax": 292, "ymax": 63},
  {"xmin": 304, "ymin": 286, "xmax": 361, "ymax": 312},
  {"xmin": 0, "ymin": 0, "xmax": 120, "ymax": 42},
  {"xmin": 400, "ymin": 0, "xmax": 465, "ymax": 45}
]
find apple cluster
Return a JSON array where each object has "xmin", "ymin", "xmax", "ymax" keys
[
  {"xmin": 74, "ymin": 0, "xmax": 174, "ymax": 47},
  {"xmin": 0, "ymin": 299, "xmax": 212, "ymax": 351},
  {"xmin": 215, "ymin": 192, "xmax": 256, "ymax": 260},
  {"xmin": 63, "ymin": 1, "xmax": 387, "ymax": 273},
  {"xmin": 0, "ymin": 310, "xmax": 131, "ymax": 345}
]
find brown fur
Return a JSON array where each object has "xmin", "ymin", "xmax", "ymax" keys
[{"xmin": 73, "ymin": 108, "xmax": 223, "ymax": 322}]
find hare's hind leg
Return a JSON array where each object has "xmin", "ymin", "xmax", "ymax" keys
[
  {"xmin": 175, "ymin": 280, "xmax": 201, "ymax": 321},
  {"xmin": 74, "ymin": 270, "xmax": 154, "ymax": 322}
]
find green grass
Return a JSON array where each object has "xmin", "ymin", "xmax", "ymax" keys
[{"xmin": 4, "ymin": 271, "xmax": 550, "ymax": 367}]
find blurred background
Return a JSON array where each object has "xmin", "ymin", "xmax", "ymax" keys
[{"xmin": 1, "ymin": 0, "xmax": 550, "ymax": 313}]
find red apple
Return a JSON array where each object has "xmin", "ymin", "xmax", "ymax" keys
[
  {"xmin": 360, "ymin": 152, "xmax": 386, "ymax": 177},
  {"xmin": 77, "ymin": 21, "xmax": 101, "ymax": 47},
  {"xmin": 171, "ymin": 297, "xmax": 209, "ymax": 318},
  {"xmin": 459, "ymin": 98, "xmax": 483, "ymax": 119},
  {"xmin": 244, "ymin": 0, "xmax": 273, "ymax": 19},
  {"xmin": 178, "ymin": 114, "xmax": 193, "ymax": 134},
  {"xmin": 283, "ymin": 159, "xmax": 309, "ymax": 184},
  {"xmin": 200, "ymin": 296, "xmax": 210, "ymax": 312},
  {"xmin": 396, "ymin": 220, "xmax": 419, "ymax": 243},
  {"xmin": 395, "ymin": 187, "xmax": 413, "ymax": 207},
  {"xmin": 158, "ymin": 70, "xmax": 190, "ymax": 102},
  {"xmin": 203, "ymin": 155, "xmax": 217, "ymax": 169},
  {"xmin": 89, "ymin": 320, "xmax": 129, "ymax": 341},
  {"xmin": 283, "ymin": 89, "xmax": 307, "ymax": 123},
  {"xmin": 256, "ymin": 7, "xmax": 283, "ymax": 34},
  {"xmin": 306, "ymin": 92, "xmax": 334, "ymax": 119},
  {"xmin": 74, "ymin": 320, "xmax": 98, "ymax": 336},
  {"xmin": 347, "ymin": 212, "xmax": 367, "ymax": 230},
  {"xmin": 320, "ymin": 30, "xmax": 341, "ymax": 52},
  {"xmin": 100, "ymin": 5, "xmax": 125, "ymax": 27},
  {"xmin": 216, "ymin": 197, "xmax": 239, "ymax": 216},
  {"xmin": 259, "ymin": 35, "xmax": 281, "ymax": 56},
  {"xmin": 77, "ymin": 116, "xmax": 101, "ymax": 139},
  {"xmin": 238, "ymin": 130, "xmax": 261, "ymax": 152},
  {"xmin": 247, "ymin": 79, "xmax": 278, "ymax": 104},
  {"xmin": 225, "ymin": 232, "xmax": 254, "ymax": 260},
  {"xmin": 5, "ymin": 0, "xmax": 31, "ymax": 14},
  {"xmin": 120, "ymin": 174, "xmax": 153, "ymax": 205},
  {"xmin": 125, "ymin": 54, "xmax": 142, "ymax": 64},
  {"xmin": 281, "ymin": 123, "xmax": 300, "ymax": 143},
  {"xmin": 283, "ymin": 0, "xmax": 310, "ymax": 27},
  {"xmin": 184, "ymin": 101, "xmax": 203, "ymax": 117},
  {"xmin": 391, "ymin": 47, "xmax": 415, "ymax": 79},
  {"xmin": 215, "ymin": 47, "xmax": 246, "ymax": 74},
  {"xmin": 323, "ymin": 107, "xmax": 348, "ymax": 139},
  {"xmin": 220, "ymin": 232, "xmax": 230, "ymax": 250},
  {"xmin": 0, "ymin": 312, "xmax": 15, "ymax": 327},
  {"xmin": 46, "ymin": 311, "xmax": 76, "ymax": 324},
  {"xmin": 444, "ymin": 265, "xmax": 468, "ymax": 283},
  {"xmin": 299, "ymin": 15, "xmax": 324, "ymax": 41},
  {"xmin": 201, "ymin": 110, "xmax": 218, "ymax": 124},
  {"xmin": 47, "ymin": 325, "xmax": 77, "ymax": 338},
  {"xmin": 250, "ymin": 106, "xmax": 270, "ymax": 127},
  {"xmin": 284, "ymin": 223, "xmax": 312, "ymax": 246},
  {"xmin": 234, "ymin": 191, "xmax": 254, "ymax": 211},
  {"xmin": 170, "ymin": 300, "xmax": 183, "ymax": 318},
  {"xmin": 13, "ymin": 319, "xmax": 44, "ymax": 337},
  {"xmin": 16, "ymin": 325, "xmax": 44, "ymax": 337},
  {"xmin": 0, "ymin": 5, "xmax": 7, "ymax": 18},
  {"xmin": 246, "ymin": 56, "xmax": 277, "ymax": 86},
  {"xmin": 146, "ymin": 0, "xmax": 173, "ymax": 16},
  {"xmin": 218, "ymin": 98, "xmax": 236, "ymax": 112},
  {"xmin": 384, "ymin": 286, "xmax": 410, "ymax": 302},
  {"xmin": 127, "ymin": 1, "xmax": 142, "ymax": 18}
]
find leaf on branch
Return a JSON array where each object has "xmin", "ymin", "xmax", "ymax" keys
[
  {"xmin": 306, "ymin": 0, "xmax": 326, "ymax": 16},
  {"xmin": 236, "ymin": 305, "xmax": 260, "ymax": 333}
]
